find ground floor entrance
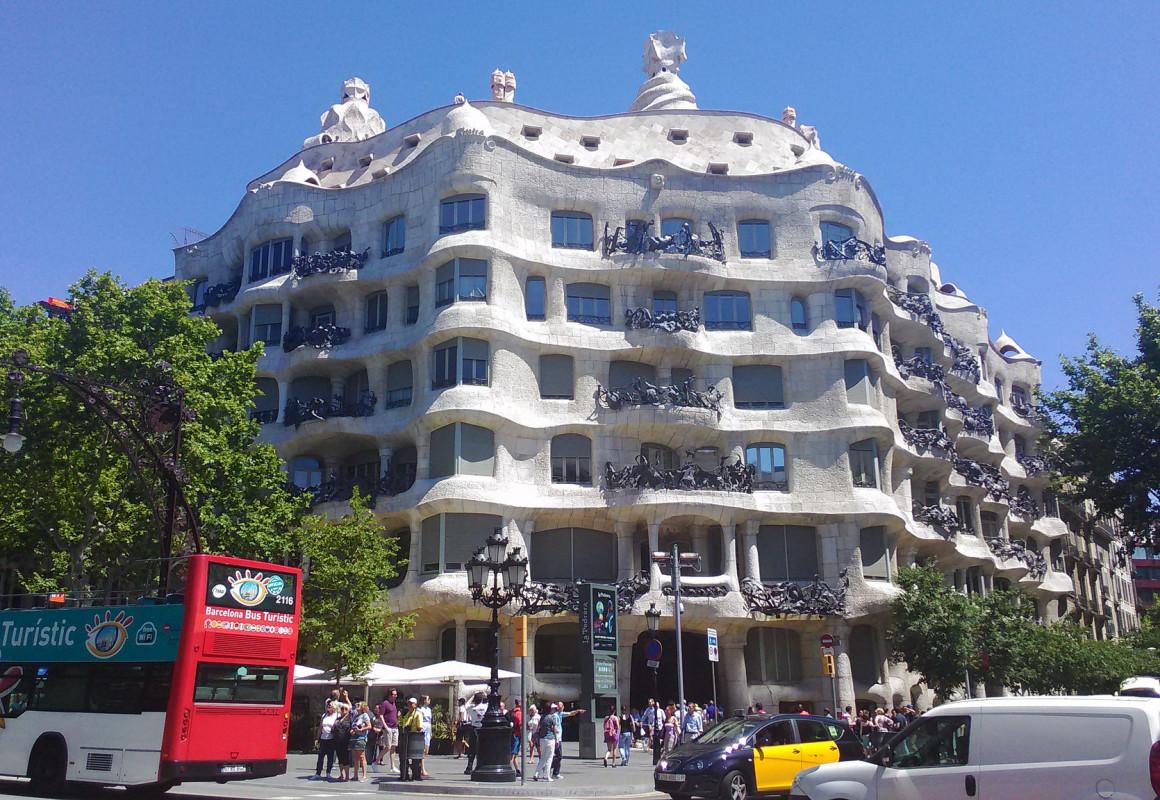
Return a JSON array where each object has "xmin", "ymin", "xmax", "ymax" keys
[{"xmin": 629, "ymin": 630, "xmax": 716, "ymax": 711}]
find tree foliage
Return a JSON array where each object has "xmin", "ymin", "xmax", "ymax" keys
[
  {"xmin": 1040, "ymin": 292, "xmax": 1160, "ymax": 545},
  {"xmin": 889, "ymin": 564, "xmax": 1160, "ymax": 701},
  {"xmin": 294, "ymin": 492, "xmax": 415, "ymax": 678}
]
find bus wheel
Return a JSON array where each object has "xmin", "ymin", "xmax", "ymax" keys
[{"xmin": 28, "ymin": 736, "xmax": 67, "ymax": 794}]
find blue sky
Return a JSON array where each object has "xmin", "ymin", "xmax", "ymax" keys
[{"xmin": 1, "ymin": 2, "xmax": 1156, "ymax": 389}]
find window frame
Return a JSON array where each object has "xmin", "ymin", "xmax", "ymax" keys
[
  {"xmin": 550, "ymin": 433, "xmax": 592, "ymax": 485},
  {"xmin": 849, "ymin": 439, "xmax": 880, "ymax": 489},
  {"xmin": 249, "ymin": 238, "xmax": 293, "ymax": 282},
  {"xmin": 385, "ymin": 359, "xmax": 413, "ymax": 409},
  {"xmin": 737, "ymin": 219, "xmax": 772, "ymax": 258},
  {"xmin": 820, "ymin": 221, "xmax": 854, "ymax": 246},
  {"xmin": 439, "ymin": 194, "xmax": 487, "ymax": 234},
  {"xmin": 405, "ymin": 285, "xmax": 420, "ymax": 325},
  {"xmin": 364, "ymin": 291, "xmax": 389, "ymax": 333},
  {"xmin": 746, "ymin": 443, "xmax": 789, "ymax": 491},
  {"xmin": 566, "ymin": 282, "xmax": 611, "ymax": 325},
  {"xmin": 790, "ymin": 296, "xmax": 808, "ymax": 332},
  {"xmin": 428, "ymin": 421, "xmax": 496, "ymax": 478},
  {"xmin": 538, "ymin": 354, "xmax": 574, "ymax": 399},
  {"xmin": 525, "ymin": 276, "xmax": 546, "ymax": 320},
  {"xmin": 550, "ymin": 211, "xmax": 595, "ymax": 250},
  {"xmin": 704, "ymin": 290, "xmax": 752, "ymax": 331},
  {"xmin": 382, "ymin": 215, "xmax": 406, "ymax": 258},
  {"xmin": 251, "ymin": 304, "xmax": 283, "ymax": 345},
  {"xmin": 733, "ymin": 364, "xmax": 785, "ymax": 409},
  {"xmin": 745, "ymin": 627, "xmax": 801, "ymax": 684},
  {"xmin": 435, "ymin": 258, "xmax": 488, "ymax": 308}
]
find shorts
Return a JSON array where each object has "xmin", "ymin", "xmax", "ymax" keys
[
  {"xmin": 350, "ymin": 737, "xmax": 368, "ymax": 752},
  {"xmin": 511, "ymin": 735, "xmax": 522, "ymax": 756},
  {"xmin": 383, "ymin": 727, "xmax": 400, "ymax": 748}
]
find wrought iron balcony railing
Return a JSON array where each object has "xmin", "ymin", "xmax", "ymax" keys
[
  {"xmin": 602, "ymin": 221, "xmax": 726, "ymax": 263},
  {"xmin": 291, "ymin": 247, "xmax": 370, "ymax": 278},
  {"xmin": 893, "ymin": 347, "xmax": 945, "ymax": 382},
  {"xmin": 293, "ymin": 465, "xmax": 417, "ymax": 510},
  {"xmin": 282, "ymin": 324, "xmax": 352, "ymax": 352},
  {"xmin": 596, "ymin": 376, "xmax": 723, "ymax": 413},
  {"xmin": 203, "ymin": 279, "xmax": 241, "ymax": 309},
  {"xmin": 898, "ymin": 419, "xmax": 954, "ymax": 458},
  {"xmin": 913, "ymin": 503, "xmax": 962, "ymax": 533},
  {"xmin": 603, "ymin": 453, "xmax": 754, "ymax": 493},
  {"xmin": 624, "ymin": 306, "xmax": 701, "ymax": 333},
  {"xmin": 817, "ymin": 236, "xmax": 887, "ymax": 267},
  {"xmin": 1017, "ymin": 453, "xmax": 1049, "ymax": 477},
  {"xmin": 740, "ymin": 573, "xmax": 849, "ymax": 617},
  {"xmin": 1010, "ymin": 487, "xmax": 1042, "ymax": 520},
  {"xmin": 283, "ymin": 392, "xmax": 376, "ymax": 426},
  {"xmin": 952, "ymin": 453, "xmax": 1010, "ymax": 501},
  {"xmin": 249, "ymin": 408, "xmax": 278, "ymax": 424},
  {"xmin": 1011, "ymin": 397, "xmax": 1040, "ymax": 421},
  {"xmin": 986, "ymin": 536, "xmax": 1047, "ymax": 579},
  {"xmin": 961, "ymin": 405, "xmax": 995, "ymax": 438}
]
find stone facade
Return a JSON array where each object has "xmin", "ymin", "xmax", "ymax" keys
[{"xmin": 175, "ymin": 38, "xmax": 1134, "ymax": 713}]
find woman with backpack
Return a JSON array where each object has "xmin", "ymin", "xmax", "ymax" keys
[{"xmin": 602, "ymin": 703, "xmax": 620, "ymax": 767}]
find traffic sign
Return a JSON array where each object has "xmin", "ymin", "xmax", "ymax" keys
[
  {"xmin": 822, "ymin": 652, "xmax": 836, "ymax": 677},
  {"xmin": 645, "ymin": 638, "xmax": 663, "ymax": 669},
  {"xmin": 820, "ymin": 633, "xmax": 835, "ymax": 649},
  {"xmin": 707, "ymin": 627, "xmax": 719, "ymax": 662}
]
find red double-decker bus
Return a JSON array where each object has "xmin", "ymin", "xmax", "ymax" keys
[{"xmin": 0, "ymin": 554, "xmax": 301, "ymax": 793}]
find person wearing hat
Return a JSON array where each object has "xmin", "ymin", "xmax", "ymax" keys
[{"xmin": 398, "ymin": 697, "xmax": 424, "ymax": 781}]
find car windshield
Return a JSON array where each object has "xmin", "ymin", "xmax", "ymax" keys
[{"xmin": 694, "ymin": 717, "xmax": 766, "ymax": 745}]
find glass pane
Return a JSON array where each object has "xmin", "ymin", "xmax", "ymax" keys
[
  {"xmin": 821, "ymin": 222, "xmax": 853, "ymax": 244},
  {"xmin": 526, "ymin": 277, "xmax": 546, "ymax": 319},
  {"xmin": 860, "ymin": 527, "xmax": 889, "ymax": 579}
]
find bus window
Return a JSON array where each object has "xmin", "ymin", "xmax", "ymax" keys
[
  {"xmin": 32, "ymin": 663, "xmax": 89, "ymax": 712},
  {"xmin": 194, "ymin": 663, "xmax": 287, "ymax": 704}
]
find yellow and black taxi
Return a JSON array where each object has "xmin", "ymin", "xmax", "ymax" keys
[{"xmin": 654, "ymin": 714, "xmax": 865, "ymax": 800}]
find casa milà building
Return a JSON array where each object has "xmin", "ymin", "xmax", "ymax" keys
[{"xmin": 174, "ymin": 32, "xmax": 1128, "ymax": 712}]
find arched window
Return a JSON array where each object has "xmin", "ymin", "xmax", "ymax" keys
[
  {"xmin": 419, "ymin": 513, "xmax": 502, "ymax": 574},
  {"xmin": 849, "ymin": 625, "xmax": 880, "ymax": 685},
  {"xmin": 439, "ymin": 194, "xmax": 486, "ymax": 234},
  {"xmin": 566, "ymin": 283, "xmax": 611, "ymax": 325},
  {"xmin": 551, "ymin": 434, "xmax": 591, "ymax": 485},
  {"xmin": 746, "ymin": 445, "xmax": 788, "ymax": 491},
  {"xmin": 429, "ymin": 422, "xmax": 495, "ymax": 478},
  {"xmin": 290, "ymin": 456, "xmax": 323, "ymax": 489},
  {"xmin": 738, "ymin": 220, "xmax": 772, "ymax": 258},
  {"xmin": 535, "ymin": 623, "xmax": 580, "ymax": 675},
  {"xmin": 531, "ymin": 528, "xmax": 616, "ymax": 583},
  {"xmin": 906, "ymin": 276, "xmax": 929, "ymax": 294},
  {"xmin": 439, "ymin": 626, "xmax": 456, "ymax": 661},
  {"xmin": 790, "ymin": 297, "xmax": 808, "ymax": 332},
  {"xmin": 757, "ymin": 525, "xmax": 816, "ymax": 580},
  {"xmin": 744, "ymin": 628, "xmax": 801, "ymax": 683}
]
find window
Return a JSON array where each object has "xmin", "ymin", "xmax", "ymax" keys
[
  {"xmin": 922, "ymin": 481, "xmax": 941, "ymax": 507},
  {"xmin": 551, "ymin": 434, "xmax": 591, "ymax": 485},
  {"xmin": 733, "ymin": 365, "xmax": 784, "ymax": 409},
  {"xmin": 532, "ymin": 528, "xmax": 616, "ymax": 583},
  {"xmin": 429, "ymin": 422, "xmax": 495, "ymax": 478},
  {"xmin": 661, "ymin": 217, "xmax": 692, "ymax": 238},
  {"xmin": 860, "ymin": 526, "xmax": 890, "ymax": 579},
  {"xmin": 385, "ymin": 360, "xmax": 413, "ymax": 408},
  {"xmin": 757, "ymin": 525, "xmax": 817, "ymax": 580},
  {"xmin": 652, "ymin": 290, "xmax": 678, "ymax": 316},
  {"xmin": 754, "ymin": 721, "xmax": 795, "ymax": 747},
  {"xmin": 551, "ymin": 212, "xmax": 594, "ymax": 249},
  {"xmin": 439, "ymin": 627, "xmax": 456, "ymax": 661},
  {"xmin": 382, "ymin": 215, "xmax": 405, "ymax": 257},
  {"xmin": 625, "ymin": 219, "xmax": 648, "ymax": 248},
  {"xmin": 746, "ymin": 445, "xmax": 788, "ymax": 491},
  {"xmin": 914, "ymin": 346, "xmax": 933, "ymax": 365},
  {"xmin": 641, "ymin": 442, "xmax": 679, "ymax": 471},
  {"xmin": 193, "ymin": 663, "xmax": 287, "ymax": 704},
  {"xmin": 420, "ymin": 513, "xmax": 502, "ymax": 573},
  {"xmin": 1013, "ymin": 435, "xmax": 1027, "ymax": 460},
  {"xmin": 539, "ymin": 355, "xmax": 574, "ymax": 399},
  {"xmin": 981, "ymin": 511, "xmax": 1000, "ymax": 539},
  {"xmin": 249, "ymin": 238, "xmax": 292, "ymax": 281},
  {"xmin": 432, "ymin": 338, "xmax": 488, "ymax": 388},
  {"xmin": 738, "ymin": 220, "xmax": 771, "ymax": 258},
  {"xmin": 365, "ymin": 292, "xmax": 389, "ymax": 332},
  {"xmin": 956, "ymin": 497, "xmax": 974, "ymax": 531},
  {"xmin": 790, "ymin": 297, "xmax": 808, "ymax": 332},
  {"xmin": 704, "ymin": 291, "xmax": 751, "ymax": 330},
  {"xmin": 405, "ymin": 285, "xmax": 420, "ymax": 325},
  {"xmin": 188, "ymin": 278, "xmax": 208, "ymax": 311},
  {"xmin": 566, "ymin": 283, "xmax": 611, "ymax": 325},
  {"xmin": 3, "ymin": 662, "xmax": 172, "ymax": 715},
  {"xmin": 849, "ymin": 439, "xmax": 879, "ymax": 488},
  {"xmin": 835, "ymin": 288, "xmax": 869, "ymax": 330},
  {"xmin": 1011, "ymin": 384, "xmax": 1028, "ymax": 405},
  {"xmin": 994, "ymin": 378, "xmax": 1004, "ymax": 405},
  {"xmin": 745, "ymin": 628, "xmax": 801, "ymax": 683},
  {"xmin": 251, "ymin": 304, "xmax": 282, "ymax": 345},
  {"xmin": 439, "ymin": 194, "xmax": 486, "ymax": 234},
  {"xmin": 671, "ymin": 367, "xmax": 694, "ymax": 386},
  {"xmin": 609, "ymin": 360, "xmax": 656, "ymax": 390},
  {"xmin": 309, "ymin": 305, "xmax": 335, "ymax": 328},
  {"xmin": 290, "ymin": 456, "xmax": 323, "ymax": 489},
  {"xmin": 382, "ymin": 527, "xmax": 410, "ymax": 589},
  {"xmin": 465, "ymin": 623, "xmax": 491, "ymax": 667},
  {"xmin": 889, "ymin": 717, "xmax": 971, "ymax": 769},
  {"xmin": 844, "ymin": 359, "xmax": 874, "ymax": 405},
  {"xmin": 916, "ymin": 410, "xmax": 940, "ymax": 429},
  {"xmin": 535, "ymin": 623, "xmax": 581, "ymax": 674},
  {"xmin": 820, "ymin": 221, "xmax": 853, "ymax": 246},
  {"xmin": 849, "ymin": 625, "xmax": 881, "ymax": 685},
  {"xmin": 252, "ymin": 378, "xmax": 279, "ymax": 422},
  {"xmin": 525, "ymin": 277, "xmax": 546, "ymax": 320},
  {"xmin": 435, "ymin": 258, "xmax": 488, "ymax": 307}
]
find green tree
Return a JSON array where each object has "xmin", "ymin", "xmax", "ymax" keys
[
  {"xmin": 972, "ymin": 588, "xmax": 1036, "ymax": 690},
  {"xmin": 294, "ymin": 492, "xmax": 415, "ymax": 678},
  {"xmin": 0, "ymin": 272, "xmax": 305, "ymax": 598},
  {"xmin": 1040, "ymin": 292, "xmax": 1160, "ymax": 545},
  {"xmin": 887, "ymin": 564, "xmax": 979, "ymax": 698}
]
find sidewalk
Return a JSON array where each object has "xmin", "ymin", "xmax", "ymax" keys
[{"xmin": 291, "ymin": 742, "xmax": 661, "ymax": 797}]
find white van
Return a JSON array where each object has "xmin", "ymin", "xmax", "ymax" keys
[{"xmin": 789, "ymin": 696, "xmax": 1160, "ymax": 800}]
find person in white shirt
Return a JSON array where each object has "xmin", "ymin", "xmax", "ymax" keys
[
  {"xmin": 463, "ymin": 692, "xmax": 488, "ymax": 773},
  {"xmin": 525, "ymin": 704, "xmax": 541, "ymax": 759},
  {"xmin": 314, "ymin": 700, "xmax": 340, "ymax": 779}
]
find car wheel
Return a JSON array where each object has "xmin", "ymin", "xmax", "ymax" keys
[{"xmin": 720, "ymin": 770, "xmax": 748, "ymax": 800}]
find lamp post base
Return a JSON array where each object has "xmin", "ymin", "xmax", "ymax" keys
[{"xmin": 470, "ymin": 720, "xmax": 516, "ymax": 782}]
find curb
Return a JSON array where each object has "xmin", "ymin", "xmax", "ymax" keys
[{"xmin": 374, "ymin": 777, "xmax": 661, "ymax": 797}]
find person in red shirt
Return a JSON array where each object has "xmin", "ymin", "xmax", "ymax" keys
[{"xmin": 509, "ymin": 700, "xmax": 524, "ymax": 775}]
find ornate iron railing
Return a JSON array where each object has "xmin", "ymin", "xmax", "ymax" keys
[
  {"xmin": 291, "ymin": 247, "xmax": 370, "ymax": 278},
  {"xmin": 515, "ymin": 575, "xmax": 649, "ymax": 616},
  {"xmin": 283, "ymin": 392, "xmax": 376, "ymax": 426},
  {"xmin": 946, "ymin": 337, "xmax": 981, "ymax": 384},
  {"xmin": 1017, "ymin": 453, "xmax": 1049, "ymax": 477},
  {"xmin": 624, "ymin": 306, "xmax": 701, "ymax": 333},
  {"xmin": 986, "ymin": 537, "xmax": 1047, "ymax": 579},
  {"xmin": 596, "ymin": 376, "xmax": 723, "ymax": 413},
  {"xmin": 602, "ymin": 221, "xmax": 726, "ymax": 262},
  {"xmin": 912, "ymin": 503, "xmax": 962, "ymax": 533},
  {"xmin": 885, "ymin": 288, "xmax": 982, "ymax": 385},
  {"xmin": 249, "ymin": 408, "xmax": 278, "ymax": 424},
  {"xmin": 818, "ymin": 237, "xmax": 886, "ymax": 267},
  {"xmin": 898, "ymin": 419, "xmax": 954, "ymax": 457},
  {"xmin": 603, "ymin": 454, "xmax": 754, "ymax": 493},
  {"xmin": 661, "ymin": 582, "xmax": 730, "ymax": 598},
  {"xmin": 568, "ymin": 313, "xmax": 612, "ymax": 325},
  {"xmin": 740, "ymin": 573, "xmax": 848, "ymax": 617},
  {"xmin": 1011, "ymin": 397, "xmax": 1040, "ymax": 420},
  {"xmin": 893, "ymin": 347, "xmax": 945, "ymax": 382},
  {"xmin": 282, "ymin": 324, "xmax": 352, "ymax": 352},
  {"xmin": 952, "ymin": 454, "xmax": 1010, "ymax": 501},
  {"xmin": 203, "ymin": 279, "xmax": 241, "ymax": 309},
  {"xmin": 961, "ymin": 405, "xmax": 995, "ymax": 437},
  {"xmin": 1009, "ymin": 486, "xmax": 1042, "ymax": 519}
]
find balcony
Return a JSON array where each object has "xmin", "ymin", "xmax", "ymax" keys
[
  {"xmin": 295, "ymin": 467, "xmax": 416, "ymax": 510},
  {"xmin": 740, "ymin": 574, "xmax": 849, "ymax": 617},
  {"xmin": 1017, "ymin": 453, "xmax": 1049, "ymax": 477},
  {"xmin": 986, "ymin": 537, "xmax": 1047, "ymax": 579},
  {"xmin": 625, "ymin": 306, "xmax": 701, "ymax": 333},
  {"xmin": 893, "ymin": 348, "xmax": 945, "ymax": 383},
  {"xmin": 601, "ymin": 221, "xmax": 726, "ymax": 263},
  {"xmin": 952, "ymin": 454, "xmax": 1010, "ymax": 501},
  {"xmin": 898, "ymin": 419, "xmax": 954, "ymax": 459},
  {"xmin": 1011, "ymin": 397, "xmax": 1041, "ymax": 421},
  {"xmin": 596, "ymin": 376, "xmax": 723, "ymax": 413},
  {"xmin": 913, "ymin": 503, "xmax": 962, "ymax": 535},
  {"xmin": 283, "ymin": 393, "xmax": 376, "ymax": 427},
  {"xmin": 945, "ymin": 337, "xmax": 981, "ymax": 384},
  {"xmin": 291, "ymin": 247, "xmax": 370, "ymax": 279},
  {"xmin": 960, "ymin": 406, "xmax": 995, "ymax": 438},
  {"xmin": 818, "ymin": 236, "xmax": 887, "ymax": 267},
  {"xmin": 249, "ymin": 408, "xmax": 278, "ymax": 424},
  {"xmin": 282, "ymin": 324, "xmax": 352, "ymax": 353},
  {"xmin": 202, "ymin": 278, "xmax": 241, "ymax": 310},
  {"xmin": 603, "ymin": 454, "xmax": 754, "ymax": 493},
  {"xmin": 1009, "ymin": 487, "xmax": 1042, "ymax": 520}
]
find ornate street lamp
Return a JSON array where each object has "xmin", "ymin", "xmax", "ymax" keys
[
  {"xmin": 651, "ymin": 546, "xmax": 701, "ymax": 743},
  {"xmin": 645, "ymin": 602, "xmax": 662, "ymax": 634},
  {"xmin": 3, "ymin": 349, "xmax": 200, "ymax": 595},
  {"xmin": 465, "ymin": 528, "xmax": 528, "ymax": 782}
]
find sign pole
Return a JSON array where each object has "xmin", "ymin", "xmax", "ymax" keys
[
  {"xmin": 672, "ymin": 543, "xmax": 686, "ymax": 744},
  {"xmin": 520, "ymin": 653, "xmax": 526, "ymax": 785},
  {"xmin": 706, "ymin": 627, "xmax": 719, "ymax": 725}
]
